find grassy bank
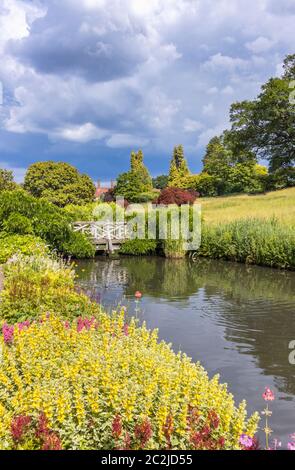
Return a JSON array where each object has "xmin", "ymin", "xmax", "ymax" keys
[
  {"xmin": 201, "ymin": 187, "xmax": 295, "ymax": 226},
  {"xmin": 197, "ymin": 188, "xmax": 295, "ymax": 269},
  {"xmin": 0, "ymin": 252, "xmax": 259, "ymax": 450}
]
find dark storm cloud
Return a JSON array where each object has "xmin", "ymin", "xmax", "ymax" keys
[
  {"xmin": 8, "ymin": 1, "xmax": 150, "ymax": 82},
  {"xmin": 1, "ymin": 0, "xmax": 295, "ymax": 181}
]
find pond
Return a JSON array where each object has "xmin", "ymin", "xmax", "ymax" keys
[{"xmin": 76, "ymin": 256, "xmax": 295, "ymax": 447}]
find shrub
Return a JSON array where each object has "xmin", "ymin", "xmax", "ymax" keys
[
  {"xmin": 162, "ymin": 238, "xmax": 186, "ymax": 259},
  {"xmin": 60, "ymin": 231, "xmax": 96, "ymax": 259},
  {"xmin": 0, "ymin": 190, "xmax": 94, "ymax": 259},
  {"xmin": 120, "ymin": 239, "xmax": 158, "ymax": 256},
  {"xmin": 155, "ymin": 188, "xmax": 199, "ymax": 206},
  {"xmin": 0, "ymin": 254, "xmax": 96, "ymax": 323},
  {"xmin": 3, "ymin": 213, "xmax": 33, "ymax": 235},
  {"xmin": 63, "ymin": 203, "xmax": 96, "ymax": 222},
  {"xmin": 198, "ymin": 218, "xmax": 295, "ymax": 269},
  {"xmin": 0, "ymin": 234, "xmax": 48, "ymax": 264},
  {"xmin": 0, "ymin": 312, "xmax": 259, "ymax": 450}
]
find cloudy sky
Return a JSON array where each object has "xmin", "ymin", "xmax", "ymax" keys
[{"xmin": 0, "ymin": 0, "xmax": 294, "ymax": 183}]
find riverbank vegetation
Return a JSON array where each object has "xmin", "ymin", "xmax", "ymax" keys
[
  {"xmin": 0, "ymin": 252, "xmax": 259, "ymax": 450},
  {"xmin": 0, "ymin": 55, "xmax": 294, "ymax": 267}
]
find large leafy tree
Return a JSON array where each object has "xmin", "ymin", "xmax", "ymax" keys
[
  {"xmin": 229, "ymin": 54, "xmax": 295, "ymax": 172},
  {"xmin": 0, "ymin": 168, "xmax": 17, "ymax": 193},
  {"xmin": 24, "ymin": 161, "xmax": 95, "ymax": 207},
  {"xmin": 152, "ymin": 175, "xmax": 169, "ymax": 190},
  {"xmin": 201, "ymin": 135, "xmax": 266, "ymax": 195}
]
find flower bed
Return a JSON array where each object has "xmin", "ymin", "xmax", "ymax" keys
[{"xmin": 0, "ymin": 253, "xmax": 259, "ymax": 450}]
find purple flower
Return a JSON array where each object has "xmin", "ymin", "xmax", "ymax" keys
[{"xmin": 239, "ymin": 434, "xmax": 253, "ymax": 449}]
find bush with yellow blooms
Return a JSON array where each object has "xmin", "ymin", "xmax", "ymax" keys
[{"xmin": 0, "ymin": 253, "xmax": 259, "ymax": 450}]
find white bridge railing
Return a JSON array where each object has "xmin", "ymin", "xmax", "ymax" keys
[{"xmin": 73, "ymin": 221, "xmax": 129, "ymax": 242}]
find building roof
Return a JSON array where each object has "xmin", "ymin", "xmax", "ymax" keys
[{"xmin": 95, "ymin": 187, "xmax": 110, "ymax": 198}]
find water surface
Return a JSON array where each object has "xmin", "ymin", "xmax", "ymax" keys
[{"xmin": 76, "ymin": 256, "xmax": 295, "ymax": 447}]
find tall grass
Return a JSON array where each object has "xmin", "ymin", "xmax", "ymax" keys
[
  {"xmin": 201, "ymin": 187, "xmax": 295, "ymax": 226},
  {"xmin": 199, "ymin": 218, "xmax": 295, "ymax": 269}
]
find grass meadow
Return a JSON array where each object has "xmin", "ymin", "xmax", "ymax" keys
[{"xmin": 201, "ymin": 187, "xmax": 295, "ymax": 227}]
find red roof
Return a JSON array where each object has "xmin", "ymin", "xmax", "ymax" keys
[{"xmin": 95, "ymin": 187, "xmax": 109, "ymax": 198}]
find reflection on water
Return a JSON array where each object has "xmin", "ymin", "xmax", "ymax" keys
[{"xmin": 76, "ymin": 256, "xmax": 295, "ymax": 445}]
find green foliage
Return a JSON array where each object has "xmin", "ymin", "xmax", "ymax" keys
[
  {"xmin": 3, "ymin": 213, "xmax": 33, "ymax": 235},
  {"xmin": 0, "ymin": 234, "xmax": 48, "ymax": 264},
  {"xmin": 0, "ymin": 168, "xmax": 17, "ymax": 193},
  {"xmin": 130, "ymin": 150, "xmax": 153, "ymax": 191},
  {"xmin": 60, "ymin": 231, "xmax": 96, "ymax": 259},
  {"xmin": 0, "ymin": 254, "xmax": 97, "ymax": 323},
  {"xmin": 136, "ymin": 190, "xmax": 160, "ymax": 203},
  {"xmin": 168, "ymin": 145, "xmax": 191, "ymax": 187},
  {"xmin": 162, "ymin": 238, "xmax": 186, "ymax": 259},
  {"xmin": 201, "ymin": 136, "xmax": 267, "ymax": 195},
  {"xmin": 266, "ymin": 167, "xmax": 295, "ymax": 191},
  {"xmin": 120, "ymin": 239, "xmax": 158, "ymax": 256},
  {"xmin": 115, "ymin": 150, "xmax": 153, "ymax": 203},
  {"xmin": 63, "ymin": 203, "xmax": 96, "ymax": 221},
  {"xmin": 229, "ymin": 54, "xmax": 295, "ymax": 173},
  {"xmin": 0, "ymin": 190, "xmax": 95, "ymax": 259},
  {"xmin": 202, "ymin": 136, "xmax": 234, "ymax": 181},
  {"xmin": 193, "ymin": 173, "xmax": 219, "ymax": 197},
  {"xmin": 152, "ymin": 175, "xmax": 168, "ymax": 190},
  {"xmin": 24, "ymin": 161, "xmax": 95, "ymax": 207},
  {"xmin": 198, "ymin": 218, "xmax": 295, "ymax": 269}
]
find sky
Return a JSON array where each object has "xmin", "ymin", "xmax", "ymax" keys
[{"xmin": 0, "ymin": 0, "xmax": 295, "ymax": 184}]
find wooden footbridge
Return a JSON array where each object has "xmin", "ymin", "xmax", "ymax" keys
[{"xmin": 73, "ymin": 222, "xmax": 130, "ymax": 254}]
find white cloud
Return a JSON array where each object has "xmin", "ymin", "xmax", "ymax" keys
[
  {"xmin": 183, "ymin": 119, "xmax": 203, "ymax": 133},
  {"xmin": 207, "ymin": 87, "xmax": 218, "ymax": 95},
  {"xmin": 246, "ymin": 36, "xmax": 275, "ymax": 53},
  {"xmin": 53, "ymin": 123, "xmax": 107, "ymax": 143},
  {"xmin": 202, "ymin": 53, "xmax": 249, "ymax": 72},
  {"xmin": 0, "ymin": 0, "xmax": 294, "ymax": 167},
  {"xmin": 106, "ymin": 133, "xmax": 149, "ymax": 148},
  {"xmin": 222, "ymin": 85, "xmax": 234, "ymax": 95},
  {"xmin": 197, "ymin": 124, "xmax": 227, "ymax": 148},
  {"xmin": 202, "ymin": 103, "xmax": 214, "ymax": 116}
]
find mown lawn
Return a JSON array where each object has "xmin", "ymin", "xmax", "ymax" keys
[{"xmin": 201, "ymin": 187, "xmax": 295, "ymax": 226}]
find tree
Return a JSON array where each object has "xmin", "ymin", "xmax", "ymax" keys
[
  {"xmin": 114, "ymin": 150, "xmax": 153, "ymax": 202},
  {"xmin": 155, "ymin": 187, "xmax": 199, "ymax": 206},
  {"xmin": 168, "ymin": 145, "xmax": 191, "ymax": 187},
  {"xmin": 201, "ymin": 135, "xmax": 267, "ymax": 195},
  {"xmin": 152, "ymin": 175, "xmax": 169, "ymax": 190},
  {"xmin": 229, "ymin": 54, "xmax": 295, "ymax": 172},
  {"xmin": 24, "ymin": 161, "xmax": 95, "ymax": 207},
  {"xmin": 0, "ymin": 168, "xmax": 17, "ymax": 193},
  {"xmin": 130, "ymin": 150, "xmax": 153, "ymax": 192}
]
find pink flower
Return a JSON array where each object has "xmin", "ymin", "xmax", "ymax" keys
[
  {"xmin": 11, "ymin": 415, "xmax": 31, "ymax": 442},
  {"xmin": 288, "ymin": 442, "xmax": 295, "ymax": 451},
  {"xmin": 2, "ymin": 324, "xmax": 14, "ymax": 344},
  {"xmin": 18, "ymin": 321, "xmax": 30, "ymax": 332},
  {"xmin": 239, "ymin": 434, "xmax": 254, "ymax": 449},
  {"xmin": 135, "ymin": 291, "xmax": 142, "ymax": 299},
  {"xmin": 77, "ymin": 317, "xmax": 95, "ymax": 332},
  {"xmin": 112, "ymin": 415, "xmax": 122, "ymax": 440},
  {"xmin": 135, "ymin": 419, "xmax": 153, "ymax": 448},
  {"xmin": 262, "ymin": 387, "xmax": 275, "ymax": 401},
  {"xmin": 123, "ymin": 324, "xmax": 129, "ymax": 336}
]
